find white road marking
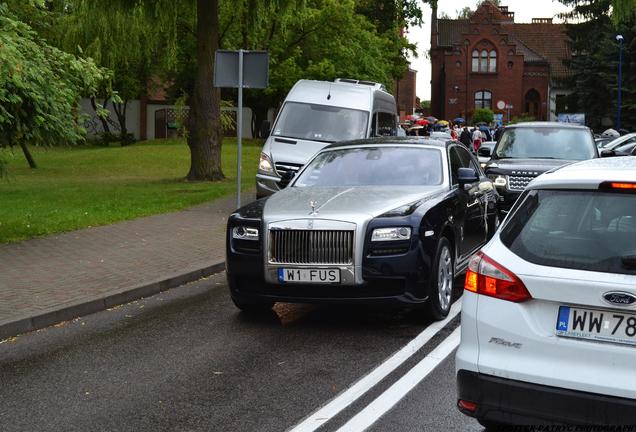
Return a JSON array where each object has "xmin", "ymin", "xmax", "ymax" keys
[
  {"xmin": 335, "ymin": 327, "xmax": 462, "ymax": 432},
  {"xmin": 287, "ymin": 300, "xmax": 461, "ymax": 432}
]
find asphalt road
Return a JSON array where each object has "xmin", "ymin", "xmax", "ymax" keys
[{"xmin": 0, "ymin": 272, "xmax": 483, "ymax": 432}]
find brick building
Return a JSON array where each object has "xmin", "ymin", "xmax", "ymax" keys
[
  {"xmin": 430, "ymin": 1, "xmax": 571, "ymax": 123},
  {"xmin": 394, "ymin": 67, "xmax": 418, "ymax": 120}
]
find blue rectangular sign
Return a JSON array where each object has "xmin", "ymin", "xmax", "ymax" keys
[{"xmin": 557, "ymin": 113, "xmax": 585, "ymax": 126}]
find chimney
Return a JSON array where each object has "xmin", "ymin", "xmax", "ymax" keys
[
  {"xmin": 532, "ymin": 18, "xmax": 553, "ymax": 24},
  {"xmin": 431, "ymin": 3, "xmax": 439, "ymax": 49}
]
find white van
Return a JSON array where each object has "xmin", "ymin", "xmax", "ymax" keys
[{"xmin": 256, "ymin": 79, "xmax": 398, "ymax": 197}]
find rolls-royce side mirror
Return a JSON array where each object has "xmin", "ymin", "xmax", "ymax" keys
[
  {"xmin": 458, "ymin": 167, "xmax": 479, "ymax": 188},
  {"xmin": 478, "ymin": 146, "xmax": 492, "ymax": 157}
]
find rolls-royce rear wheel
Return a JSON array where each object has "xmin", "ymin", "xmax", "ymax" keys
[{"xmin": 425, "ymin": 237, "xmax": 454, "ymax": 320}]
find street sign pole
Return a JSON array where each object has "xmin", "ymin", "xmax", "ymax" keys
[
  {"xmin": 214, "ymin": 49, "xmax": 268, "ymax": 209},
  {"xmin": 236, "ymin": 50, "xmax": 244, "ymax": 209}
]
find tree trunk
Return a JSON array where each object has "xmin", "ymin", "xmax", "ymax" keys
[
  {"xmin": 90, "ymin": 96, "xmax": 111, "ymax": 134},
  {"xmin": 112, "ymin": 99, "xmax": 130, "ymax": 145},
  {"xmin": 19, "ymin": 142, "xmax": 37, "ymax": 169},
  {"xmin": 186, "ymin": 0, "xmax": 223, "ymax": 181}
]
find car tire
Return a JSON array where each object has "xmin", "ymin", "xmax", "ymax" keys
[
  {"xmin": 228, "ymin": 275, "xmax": 275, "ymax": 313},
  {"xmin": 477, "ymin": 418, "xmax": 508, "ymax": 431},
  {"xmin": 231, "ymin": 296, "xmax": 275, "ymax": 313},
  {"xmin": 425, "ymin": 237, "xmax": 454, "ymax": 320}
]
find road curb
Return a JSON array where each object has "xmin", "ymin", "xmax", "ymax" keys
[{"xmin": 0, "ymin": 261, "xmax": 226, "ymax": 340}]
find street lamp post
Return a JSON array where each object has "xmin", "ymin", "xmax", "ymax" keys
[{"xmin": 617, "ymin": 34, "xmax": 624, "ymax": 131}]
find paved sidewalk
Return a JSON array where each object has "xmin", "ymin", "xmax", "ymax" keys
[{"xmin": 0, "ymin": 194, "xmax": 250, "ymax": 338}]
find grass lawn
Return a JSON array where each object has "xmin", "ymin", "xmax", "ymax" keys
[{"xmin": 0, "ymin": 138, "xmax": 262, "ymax": 243}]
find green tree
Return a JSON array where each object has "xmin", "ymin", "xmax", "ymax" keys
[
  {"xmin": 0, "ymin": 4, "xmax": 106, "ymax": 169},
  {"xmin": 558, "ymin": 0, "xmax": 636, "ymax": 130},
  {"xmin": 472, "ymin": 108, "xmax": 494, "ymax": 124},
  {"xmin": 211, "ymin": 0, "xmax": 420, "ymax": 137}
]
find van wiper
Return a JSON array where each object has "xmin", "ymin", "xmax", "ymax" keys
[{"xmin": 621, "ymin": 256, "xmax": 636, "ymax": 269}]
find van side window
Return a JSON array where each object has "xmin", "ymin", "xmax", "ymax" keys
[{"xmin": 377, "ymin": 112, "xmax": 396, "ymax": 136}]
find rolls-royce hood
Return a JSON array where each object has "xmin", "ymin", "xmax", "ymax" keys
[
  {"xmin": 264, "ymin": 186, "xmax": 443, "ymax": 220},
  {"xmin": 486, "ymin": 158, "xmax": 576, "ymax": 175}
]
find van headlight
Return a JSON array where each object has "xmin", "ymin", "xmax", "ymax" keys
[
  {"xmin": 232, "ymin": 226, "xmax": 259, "ymax": 240},
  {"xmin": 371, "ymin": 227, "xmax": 412, "ymax": 242},
  {"xmin": 259, "ymin": 152, "xmax": 274, "ymax": 174}
]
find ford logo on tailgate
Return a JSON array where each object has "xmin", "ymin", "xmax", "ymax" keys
[{"xmin": 603, "ymin": 292, "xmax": 636, "ymax": 306}]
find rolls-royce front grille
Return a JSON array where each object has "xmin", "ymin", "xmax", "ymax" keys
[
  {"xmin": 507, "ymin": 175, "xmax": 535, "ymax": 192},
  {"xmin": 275, "ymin": 162, "xmax": 303, "ymax": 188},
  {"xmin": 269, "ymin": 230, "xmax": 354, "ymax": 265}
]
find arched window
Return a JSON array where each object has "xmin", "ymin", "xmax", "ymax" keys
[
  {"xmin": 475, "ymin": 91, "xmax": 492, "ymax": 109},
  {"xmin": 471, "ymin": 46, "xmax": 497, "ymax": 73},
  {"xmin": 489, "ymin": 50, "xmax": 497, "ymax": 72}
]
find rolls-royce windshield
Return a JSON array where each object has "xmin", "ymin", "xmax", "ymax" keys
[{"xmin": 294, "ymin": 147, "xmax": 443, "ymax": 187}]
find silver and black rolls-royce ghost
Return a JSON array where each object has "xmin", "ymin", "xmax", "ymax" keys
[{"xmin": 226, "ymin": 137, "xmax": 499, "ymax": 320}]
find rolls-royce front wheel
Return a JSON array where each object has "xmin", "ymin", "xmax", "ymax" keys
[{"xmin": 425, "ymin": 237, "xmax": 454, "ymax": 320}]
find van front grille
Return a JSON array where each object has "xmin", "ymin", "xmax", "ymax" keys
[
  {"xmin": 269, "ymin": 230, "xmax": 354, "ymax": 265},
  {"xmin": 275, "ymin": 162, "xmax": 303, "ymax": 188}
]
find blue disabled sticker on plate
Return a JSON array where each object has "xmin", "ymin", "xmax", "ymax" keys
[
  {"xmin": 557, "ymin": 306, "xmax": 570, "ymax": 331},
  {"xmin": 278, "ymin": 268, "xmax": 284, "ymax": 282}
]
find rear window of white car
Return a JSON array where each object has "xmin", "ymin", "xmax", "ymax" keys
[{"xmin": 500, "ymin": 189, "xmax": 636, "ymax": 275}]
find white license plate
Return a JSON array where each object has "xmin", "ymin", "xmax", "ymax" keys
[
  {"xmin": 277, "ymin": 268, "xmax": 340, "ymax": 284},
  {"xmin": 556, "ymin": 306, "xmax": 636, "ymax": 346}
]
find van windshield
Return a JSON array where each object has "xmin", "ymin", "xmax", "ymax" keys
[{"xmin": 272, "ymin": 102, "xmax": 369, "ymax": 143}]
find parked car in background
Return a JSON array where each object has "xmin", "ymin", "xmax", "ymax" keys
[
  {"xmin": 600, "ymin": 132, "xmax": 636, "ymax": 151},
  {"xmin": 429, "ymin": 131, "xmax": 453, "ymax": 141},
  {"xmin": 256, "ymin": 79, "xmax": 398, "ymax": 198},
  {"xmin": 595, "ymin": 136, "xmax": 615, "ymax": 149},
  {"xmin": 457, "ymin": 157, "xmax": 636, "ymax": 427},
  {"xmin": 227, "ymin": 137, "xmax": 499, "ymax": 319},
  {"xmin": 481, "ymin": 122, "xmax": 598, "ymax": 215},
  {"xmin": 600, "ymin": 133, "xmax": 636, "ymax": 157}
]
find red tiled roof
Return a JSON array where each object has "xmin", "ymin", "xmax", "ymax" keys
[
  {"xmin": 436, "ymin": 19, "xmax": 468, "ymax": 48},
  {"xmin": 505, "ymin": 23, "xmax": 571, "ymax": 78},
  {"xmin": 435, "ymin": 20, "xmax": 570, "ymax": 79}
]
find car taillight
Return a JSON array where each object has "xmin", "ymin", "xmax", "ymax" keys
[
  {"xmin": 464, "ymin": 252, "xmax": 532, "ymax": 302},
  {"xmin": 609, "ymin": 182, "xmax": 636, "ymax": 190}
]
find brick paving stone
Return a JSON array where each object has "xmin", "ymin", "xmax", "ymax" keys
[{"xmin": 0, "ymin": 193, "xmax": 251, "ymax": 325}]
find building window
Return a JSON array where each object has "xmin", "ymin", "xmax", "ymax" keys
[
  {"xmin": 475, "ymin": 91, "xmax": 492, "ymax": 109},
  {"xmin": 489, "ymin": 50, "xmax": 497, "ymax": 72},
  {"xmin": 472, "ymin": 49, "xmax": 497, "ymax": 73}
]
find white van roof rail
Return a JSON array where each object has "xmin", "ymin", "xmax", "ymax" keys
[{"xmin": 334, "ymin": 78, "xmax": 386, "ymax": 92}]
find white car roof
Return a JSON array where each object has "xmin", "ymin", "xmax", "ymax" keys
[{"xmin": 529, "ymin": 157, "xmax": 636, "ymax": 189}]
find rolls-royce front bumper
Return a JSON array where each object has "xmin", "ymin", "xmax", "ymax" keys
[{"xmin": 226, "ymin": 218, "xmax": 433, "ymax": 305}]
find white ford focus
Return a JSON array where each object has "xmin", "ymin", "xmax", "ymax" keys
[{"xmin": 456, "ymin": 157, "xmax": 636, "ymax": 426}]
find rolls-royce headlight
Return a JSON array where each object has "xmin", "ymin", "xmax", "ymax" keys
[
  {"xmin": 233, "ymin": 226, "xmax": 259, "ymax": 240},
  {"xmin": 371, "ymin": 227, "xmax": 412, "ymax": 242},
  {"xmin": 258, "ymin": 152, "xmax": 274, "ymax": 173}
]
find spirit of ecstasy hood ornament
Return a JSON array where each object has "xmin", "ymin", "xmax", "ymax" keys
[{"xmin": 309, "ymin": 200, "xmax": 318, "ymax": 215}]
